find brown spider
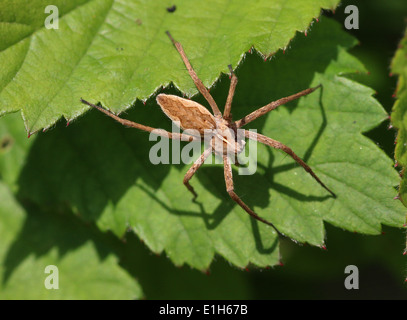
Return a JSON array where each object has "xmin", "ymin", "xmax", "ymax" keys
[{"xmin": 81, "ymin": 31, "xmax": 335, "ymax": 237}]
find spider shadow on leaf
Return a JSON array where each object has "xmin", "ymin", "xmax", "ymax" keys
[
  {"xmin": 257, "ymin": 86, "xmax": 333, "ymax": 205},
  {"xmin": 135, "ymin": 174, "xmax": 279, "ymax": 254},
  {"xmin": 269, "ymin": 85, "xmax": 328, "ymax": 176}
]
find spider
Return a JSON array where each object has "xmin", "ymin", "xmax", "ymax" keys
[{"xmin": 81, "ymin": 31, "xmax": 336, "ymax": 237}]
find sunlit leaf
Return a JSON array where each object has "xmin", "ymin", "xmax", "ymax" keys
[{"xmin": 0, "ymin": 0, "xmax": 338, "ymax": 134}]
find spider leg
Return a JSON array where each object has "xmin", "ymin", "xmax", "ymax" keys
[
  {"xmin": 223, "ymin": 155, "xmax": 285, "ymax": 237},
  {"xmin": 235, "ymin": 85, "xmax": 321, "ymax": 128},
  {"xmin": 233, "ymin": 153, "xmax": 242, "ymax": 167},
  {"xmin": 165, "ymin": 31, "xmax": 222, "ymax": 118},
  {"xmin": 81, "ymin": 99, "xmax": 196, "ymax": 141},
  {"xmin": 223, "ymin": 65, "xmax": 238, "ymax": 120},
  {"xmin": 183, "ymin": 147, "xmax": 213, "ymax": 200},
  {"xmin": 245, "ymin": 130, "xmax": 336, "ymax": 197}
]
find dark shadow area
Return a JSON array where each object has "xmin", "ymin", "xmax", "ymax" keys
[{"xmin": 249, "ymin": 224, "xmax": 407, "ymax": 300}]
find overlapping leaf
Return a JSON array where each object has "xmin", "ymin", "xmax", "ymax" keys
[
  {"xmin": 389, "ymin": 27, "xmax": 407, "ymax": 272},
  {"xmin": 1, "ymin": 17, "xmax": 404, "ymax": 270},
  {"xmin": 391, "ymin": 28, "xmax": 407, "ymax": 204},
  {"xmin": 0, "ymin": 0, "xmax": 339, "ymax": 134}
]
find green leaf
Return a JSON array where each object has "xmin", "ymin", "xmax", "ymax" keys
[
  {"xmin": 0, "ymin": 181, "xmax": 142, "ymax": 299},
  {"xmin": 1, "ymin": 17, "xmax": 404, "ymax": 270},
  {"xmin": 0, "ymin": 110, "xmax": 32, "ymax": 192},
  {"xmin": 0, "ymin": 0, "xmax": 339, "ymax": 134},
  {"xmin": 391, "ymin": 28, "xmax": 407, "ymax": 203},
  {"xmin": 389, "ymin": 27, "xmax": 407, "ymax": 269}
]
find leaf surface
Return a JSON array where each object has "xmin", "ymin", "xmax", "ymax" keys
[{"xmin": 389, "ymin": 27, "xmax": 407, "ymax": 270}]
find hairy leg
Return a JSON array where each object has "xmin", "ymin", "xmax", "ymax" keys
[
  {"xmin": 81, "ymin": 99, "xmax": 197, "ymax": 141},
  {"xmin": 165, "ymin": 31, "xmax": 222, "ymax": 118},
  {"xmin": 223, "ymin": 155, "xmax": 285, "ymax": 237},
  {"xmin": 223, "ymin": 65, "xmax": 238, "ymax": 120},
  {"xmin": 235, "ymin": 85, "xmax": 321, "ymax": 128},
  {"xmin": 183, "ymin": 147, "xmax": 213, "ymax": 199}
]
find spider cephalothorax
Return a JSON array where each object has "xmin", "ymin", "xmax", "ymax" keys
[
  {"xmin": 209, "ymin": 117, "xmax": 246, "ymax": 157},
  {"xmin": 81, "ymin": 31, "xmax": 335, "ymax": 237}
]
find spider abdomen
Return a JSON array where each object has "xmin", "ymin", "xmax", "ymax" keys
[{"xmin": 156, "ymin": 94, "xmax": 216, "ymax": 135}]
